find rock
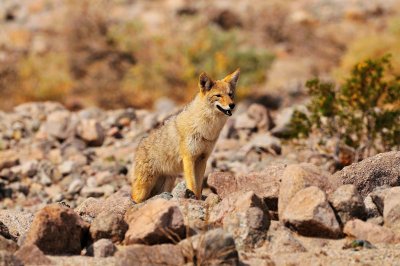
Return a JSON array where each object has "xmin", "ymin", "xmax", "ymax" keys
[
  {"xmin": 75, "ymin": 197, "xmax": 105, "ymax": 223},
  {"xmin": 0, "ymin": 251, "xmax": 23, "ymax": 266},
  {"xmin": 212, "ymin": 9, "xmax": 242, "ymax": 30},
  {"xmin": 86, "ymin": 239, "xmax": 116, "ymax": 257},
  {"xmin": 210, "ymin": 191, "xmax": 268, "ymax": 225},
  {"xmin": 0, "ymin": 235, "xmax": 18, "ymax": 252},
  {"xmin": 171, "ymin": 180, "xmax": 188, "ymax": 199},
  {"xmin": 329, "ymin": 184, "xmax": 366, "ymax": 225},
  {"xmin": 90, "ymin": 210, "xmax": 128, "ymax": 243},
  {"xmin": 364, "ymin": 195, "xmax": 381, "ymax": 219},
  {"xmin": 116, "ymin": 244, "xmax": 185, "ymax": 266},
  {"xmin": 247, "ymin": 103, "xmax": 273, "ymax": 131},
  {"xmin": 223, "ymin": 206, "xmax": 269, "ymax": 250},
  {"xmin": 240, "ymin": 134, "xmax": 282, "ymax": 156},
  {"xmin": 14, "ymin": 244, "xmax": 52, "ymax": 265},
  {"xmin": 24, "ymin": 204, "xmax": 89, "ymax": 255},
  {"xmin": 235, "ymin": 113, "xmax": 257, "ymax": 130},
  {"xmin": 175, "ymin": 199, "xmax": 207, "ymax": 229},
  {"xmin": 0, "ymin": 150, "xmax": 19, "ymax": 171},
  {"xmin": 383, "ymin": 187, "xmax": 400, "ymax": 234},
  {"xmin": 208, "ymin": 164, "xmax": 285, "ymax": 212},
  {"xmin": 44, "ymin": 110, "xmax": 76, "ymax": 140},
  {"xmin": 344, "ymin": 219, "xmax": 400, "ymax": 244},
  {"xmin": 278, "ymin": 163, "xmax": 340, "ymax": 219},
  {"xmin": 369, "ymin": 185, "xmax": 391, "ymax": 214},
  {"xmin": 67, "ymin": 179, "xmax": 84, "ymax": 194},
  {"xmin": 124, "ymin": 198, "xmax": 185, "ymax": 245},
  {"xmin": 334, "ymin": 151, "xmax": 400, "ymax": 197},
  {"xmin": 282, "ymin": 186, "xmax": 342, "ymax": 238},
  {"xmin": 0, "ymin": 210, "xmax": 34, "ymax": 241},
  {"xmin": 58, "ymin": 160, "xmax": 76, "ymax": 176},
  {"xmin": 179, "ymin": 228, "xmax": 239, "ymax": 265},
  {"xmin": 80, "ymin": 186, "xmax": 105, "ymax": 198},
  {"xmin": 205, "ymin": 192, "xmax": 221, "ymax": 208},
  {"xmin": 76, "ymin": 119, "xmax": 105, "ymax": 146},
  {"xmin": 265, "ymin": 221, "xmax": 307, "ymax": 254}
]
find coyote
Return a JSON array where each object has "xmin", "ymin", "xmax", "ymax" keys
[{"xmin": 131, "ymin": 69, "xmax": 240, "ymax": 203}]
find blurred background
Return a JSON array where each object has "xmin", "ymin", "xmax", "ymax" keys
[{"xmin": 0, "ymin": 0, "xmax": 400, "ymax": 111}]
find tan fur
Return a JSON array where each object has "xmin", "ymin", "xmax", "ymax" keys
[{"xmin": 131, "ymin": 69, "xmax": 240, "ymax": 203}]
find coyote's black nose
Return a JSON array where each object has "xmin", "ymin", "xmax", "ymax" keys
[{"xmin": 229, "ymin": 103, "xmax": 235, "ymax": 109}]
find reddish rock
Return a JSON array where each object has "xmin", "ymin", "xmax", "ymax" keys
[
  {"xmin": 278, "ymin": 163, "xmax": 340, "ymax": 219},
  {"xmin": 14, "ymin": 244, "xmax": 52, "ymax": 265},
  {"xmin": 90, "ymin": 210, "xmax": 128, "ymax": 243},
  {"xmin": 282, "ymin": 186, "xmax": 342, "ymax": 238},
  {"xmin": 25, "ymin": 204, "xmax": 89, "ymax": 255},
  {"xmin": 116, "ymin": 244, "xmax": 185, "ymax": 266},
  {"xmin": 334, "ymin": 151, "xmax": 400, "ymax": 197},
  {"xmin": 383, "ymin": 187, "xmax": 400, "ymax": 234},
  {"xmin": 0, "ymin": 235, "xmax": 18, "ymax": 252},
  {"xmin": 0, "ymin": 251, "xmax": 23, "ymax": 266},
  {"xmin": 124, "ymin": 198, "xmax": 185, "ymax": 245},
  {"xmin": 210, "ymin": 191, "xmax": 267, "ymax": 225},
  {"xmin": 0, "ymin": 150, "xmax": 19, "ymax": 171},
  {"xmin": 208, "ymin": 164, "xmax": 285, "ymax": 212},
  {"xmin": 344, "ymin": 219, "xmax": 400, "ymax": 244}
]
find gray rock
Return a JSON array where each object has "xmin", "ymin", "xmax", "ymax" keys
[
  {"xmin": 334, "ymin": 151, "xmax": 400, "ymax": 197},
  {"xmin": 86, "ymin": 239, "xmax": 116, "ymax": 257},
  {"xmin": 44, "ymin": 110, "xmax": 76, "ymax": 140},
  {"xmin": 76, "ymin": 119, "xmax": 105, "ymax": 147},
  {"xmin": 0, "ymin": 210, "xmax": 34, "ymax": 241},
  {"xmin": 178, "ymin": 228, "xmax": 239, "ymax": 265},
  {"xmin": 329, "ymin": 184, "xmax": 366, "ymax": 225}
]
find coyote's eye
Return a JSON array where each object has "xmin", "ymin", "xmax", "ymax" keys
[
  {"xmin": 215, "ymin": 94, "xmax": 222, "ymax": 98},
  {"xmin": 228, "ymin": 93, "xmax": 234, "ymax": 98}
]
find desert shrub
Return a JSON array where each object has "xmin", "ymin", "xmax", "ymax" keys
[
  {"xmin": 118, "ymin": 25, "xmax": 274, "ymax": 107},
  {"xmin": 288, "ymin": 55, "xmax": 400, "ymax": 163},
  {"xmin": 18, "ymin": 52, "xmax": 73, "ymax": 103}
]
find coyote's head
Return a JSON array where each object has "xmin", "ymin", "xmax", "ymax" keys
[{"xmin": 198, "ymin": 69, "xmax": 240, "ymax": 116}]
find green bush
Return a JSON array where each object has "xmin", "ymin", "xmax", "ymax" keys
[{"xmin": 289, "ymin": 55, "xmax": 400, "ymax": 161}]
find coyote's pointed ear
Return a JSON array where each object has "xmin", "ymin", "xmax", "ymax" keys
[
  {"xmin": 223, "ymin": 68, "xmax": 240, "ymax": 88},
  {"xmin": 199, "ymin": 72, "xmax": 214, "ymax": 92}
]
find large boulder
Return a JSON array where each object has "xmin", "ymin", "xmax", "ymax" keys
[
  {"xmin": 334, "ymin": 151, "xmax": 400, "ymax": 197},
  {"xmin": 124, "ymin": 198, "xmax": 185, "ymax": 245},
  {"xmin": 282, "ymin": 186, "xmax": 342, "ymax": 238},
  {"xmin": 278, "ymin": 163, "xmax": 340, "ymax": 218},
  {"xmin": 208, "ymin": 164, "xmax": 285, "ymax": 211},
  {"xmin": 24, "ymin": 204, "xmax": 89, "ymax": 255}
]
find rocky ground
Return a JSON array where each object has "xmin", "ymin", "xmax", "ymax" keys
[{"xmin": 0, "ymin": 101, "xmax": 400, "ymax": 265}]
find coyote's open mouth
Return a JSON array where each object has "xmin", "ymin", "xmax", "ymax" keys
[{"xmin": 216, "ymin": 105, "xmax": 232, "ymax": 116}]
